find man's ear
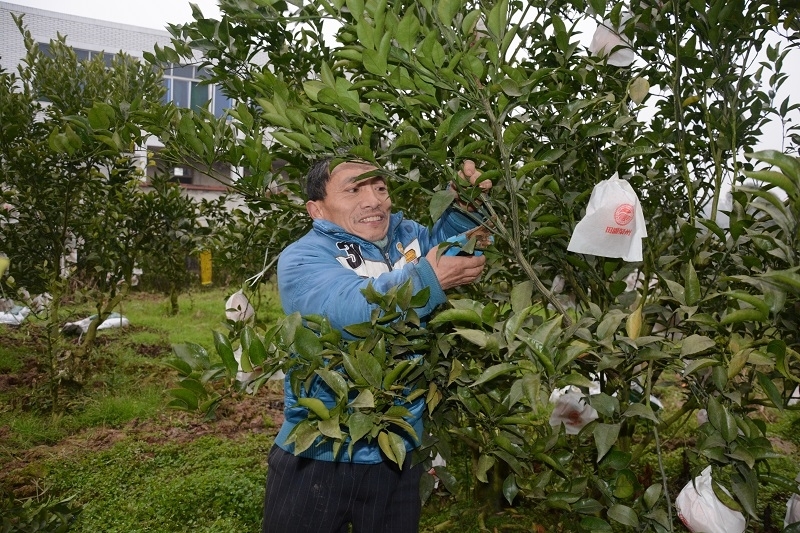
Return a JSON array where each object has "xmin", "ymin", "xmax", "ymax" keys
[{"xmin": 306, "ymin": 200, "xmax": 324, "ymax": 220}]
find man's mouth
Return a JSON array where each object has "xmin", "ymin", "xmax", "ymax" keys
[{"xmin": 360, "ymin": 214, "xmax": 384, "ymax": 223}]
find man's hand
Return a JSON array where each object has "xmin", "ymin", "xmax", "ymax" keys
[
  {"xmin": 454, "ymin": 160, "xmax": 492, "ymax": 212},
  {"xmin": 426, "ymin": 247, "xmax": 486, "ymax": 290},
  {"xmin": 459, "ymin": 160, "xmax": 492, "ymax": 192}
]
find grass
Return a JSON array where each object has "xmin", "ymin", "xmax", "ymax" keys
[
  {"xmin": 44, "ymin": 434, "xmax": 272, "ymax": 533},
  {"xmin": 0, "ymin": 283, "xmax": 283, "ymax": 533}
]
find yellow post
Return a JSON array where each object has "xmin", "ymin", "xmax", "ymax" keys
[{"xmin": 199, "ymin": 250, "xmax": 212, "ymax": 285}]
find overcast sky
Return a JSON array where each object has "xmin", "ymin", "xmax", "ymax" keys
[{"xmin": 7, "ymin": 0, "xmax": 221, "ymax": 30}]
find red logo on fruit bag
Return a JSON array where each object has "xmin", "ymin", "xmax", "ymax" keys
[{"xmin": 614, "ymin": 204, "xmax": 634, "ymax": 226}]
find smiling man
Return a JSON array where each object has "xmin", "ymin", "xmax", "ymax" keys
[{"xmin": 263, "ymin": 157, "xmax": 490, "ymax": 533}]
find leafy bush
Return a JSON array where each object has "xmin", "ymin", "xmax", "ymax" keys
[{"xmin": 0, "ymin": 495, "xmax": 81, "ymax": 533}]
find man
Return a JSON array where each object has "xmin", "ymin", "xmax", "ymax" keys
[{"xmin": 263, "ymin": 158, "xmax": 490, "ymax": 533}]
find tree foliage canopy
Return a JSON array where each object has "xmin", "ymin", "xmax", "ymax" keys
[{"xmin": 149, "ymin": 0, "xmax": 799, "ymax": 529}]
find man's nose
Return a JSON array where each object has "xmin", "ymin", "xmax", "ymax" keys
[{"xmin": 360, "ymin": 187, "xmax": 384, "ymax": 207}]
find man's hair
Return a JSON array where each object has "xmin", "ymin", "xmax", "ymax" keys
[{"xmin": 305, "ymin": 157, "xmax": 333, "ymax": 202}]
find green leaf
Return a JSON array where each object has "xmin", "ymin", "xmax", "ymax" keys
[
  {"xmin": 294, "ymin": 327, "xmax": 323, "ymax": 360},
  {"xmin": 172, "ymin": 342, "xmax": 210, "ymax": 370},
  {"xmin": 349, "ymin": 388, "xmax": 375, "ymax": 409},
  {"xmin": 597, "ymin": 310, "xmax": 625, "ymax": 340},
  {"xmin": 445, "ymin": 109, "xmax": 477, "ymax": 142},
  {"xmin": 345, "ymin": 0, "xmax": 364, "ymax": 16},
  {"xmin": 395, "ymin": 11, "xmax": 421, "ymax": 52},
  {"xmin": 746, "ymin": 150, "xmax": 800, "ymax": 185},
  {"xmin": 584, "ymin": 125, "xmax": 617, "ymax": 138},
  {"xmin": 742, "ymin": 170, "xmax": 796, "ymax": 197},
  {"xmin": 165, "ymin": 357, "xmax": 193, "ymax": 376},
  {"xmin": 499, "ymin": 78, "xmax": 522, "ymax": 97},
  {"xmin": 348, "ymin": 411, "xmax": 373, "ymax": 442},
  {"xmin": 409, "ymin": 287, "xmax": 431, "ymax": 308},
  {"xmin": 87, "ymin": 102, "xmax": 114, "ymax": 129},
  {"xmin": 589, "ymin": 393, "xmax": 619, "ymax": 417},
  {"xmin": 579, "ymin": 517, "xmax": 612, "ymax": 532},
  {"xmin": 756, "ymin": 372, "xmax": 785, "ymax": 411},
  {"xmin": 589, "ymin": 0, "xmax": 606, "ymax": 17},
  {"xmin": 593, "ymin": 423, "xmax": 620, "ymax": 461},
  {"xmin": 357, "ymin": 350, "xmax": 383, "ymax": 389},
  {"xmin": 292, "ymin": 421, "xmax": 321, "ymax": 455},
  {"xmin": 725, "ymin": 291, "xmax": 769, "ymax": 319},
  {"xmin": 759, "ymin": 269, "xmax": 800, "ymax": 294},
  {"xmin": 607, "ymin": 504, "xmax": 639, "ymax": 528},
  {"xmin": 283, "ymin": 132, "xmax": 313, "ymax": 150},
  {"xmin": 344, "ymin": 322, "xmax": 374, "ymax": 338},
  {"xmin": 436, "ymin": 0, "xmax": 462, "ymax": 23},
  {"xmin": 247, "ymin": 334, "xmax": 268, "ymax": 366},
  {"xmin": 379, "ymin": 431, "xmax": 406, "ymax": 466},
  {"xmin": 454, "ymin": 327, "xmax": 494, "ymax": 350},
  {"xmin": 680, "ymin": 334, "xmax": 717, "ymax": 356},
  {"xmin": 303, "ymin": 80, "xmax": 327, "ymax": 101},
  {"xmin": 477, "ymin": 453, "xmax": 495, "ymax": 483},
  {"xmin": 620, "ymin": 145, "xmax": 660, "ymax": 161},
  {"xmin": 168, "ymin": 387, "xmax": 198, "ymax": 410},
  {"xmin": 318, "ymin": 415, "xmax": 343, "ymax": 440},
  {"xmin": 573, "ymin": 498, "xmax": 604, "ymax": 514},
  {"xmin": 510, "ymin": 281, "xmax": 533, "ymax": 313},
  {"xmin": 461, "ymin": 9, "xmax": 481, "ymax": 33},
  {"xmin": 363, "ymin": 48, "xmax": 387, "ymax": 75},
  {"xmin": 622, "ymin": 403, "xmax": 659, "ymax": 423},
  {"xmin": 486, "ymin": 0, "xmax": 508, "ymax": 38},
  {"xmin": 684, "ymin": 261, "xmax": 701, "ymax": 306},
  {"xmin": 429, "ymin": 308, "xmax": 483, "ymax": 326},
  {"xmin": 213, "ymin": 331, "xmax": 239, "ymax": 377},
  {"xmin": 683, "ymin": 358, "xmax": 718, "ymax": 376},
  {"xmin": 435, "ymin": 466, "xmax": 459, "ymax": 495},
  {"xmin": 707, "ymin": 396, "xmax": 738, "ymax": 442},
  {"xmin": 471, "ymin": 362, "xmax": 517, "ymax": 387},
  {"xmin": 730, "ymin": 474, "xmax": 758, "ymax": 519},
  {"xmin": 643, "ymin": 483, "xmax": 662, "ymax": 509},
  {"xmin": 613, "ymin": 470, "xmax": 637, "ymax": 499},
  {"xmin": 720, "ymin": 308, "xmax": 768, "ymax": 325},
  {"xmin": 429, "ymin": 189, "xmax": 455, "ymax": 222},
  {"xmin": 316, "ymin": 368, "xmax": 349, "ymax": 399},
  {"xmin": 502, "ymin": 473, "xmax": 519, "ymax": 505}
]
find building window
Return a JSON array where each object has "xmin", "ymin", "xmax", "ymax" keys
[
  {"xmin": 38, "ymin": 43, "xmax": 119, "ymax": 67},
  {"xmin": 161, "ymin": 63, "xmax": 231, "ymax": 118}
]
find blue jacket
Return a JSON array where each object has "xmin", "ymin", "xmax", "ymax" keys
[{"xmin": 274, "ymin": 208, "xmax": 477, "ymax": 463}]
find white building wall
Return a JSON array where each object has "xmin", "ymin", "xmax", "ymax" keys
[{"xmin": 1, "ymin": 2, "xmax": 171, "ymax": 71}]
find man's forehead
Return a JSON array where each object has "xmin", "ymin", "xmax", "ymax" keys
[{"xmin": 330, "ymin": 161, "xmax": 385, "ymax": 183}]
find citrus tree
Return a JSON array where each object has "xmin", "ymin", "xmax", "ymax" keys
[
  {"xmin": 0, "ymin": 19, "xmax": 202, "ymax": 406},
  {"xmin": 157, "ymin": 0, "xmax": 800, "ymax": 530}
]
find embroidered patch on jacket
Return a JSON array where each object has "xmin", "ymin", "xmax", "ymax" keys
[
  {"xmin": 336, "ymin": 242, "xmax": 390, "ymax": 278},
  {"xmin": 394, "ymin": 239, "xmax": 421, "ymax": 269}
]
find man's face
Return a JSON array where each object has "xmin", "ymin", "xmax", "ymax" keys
[{"xmin": 306, "ymin": 162, "xmax": 392, "ymax": 242}]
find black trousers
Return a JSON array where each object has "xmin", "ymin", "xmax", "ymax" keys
[{"xmin": 262, "ymin": 445, "xmax": 423, "ymax": 533}]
